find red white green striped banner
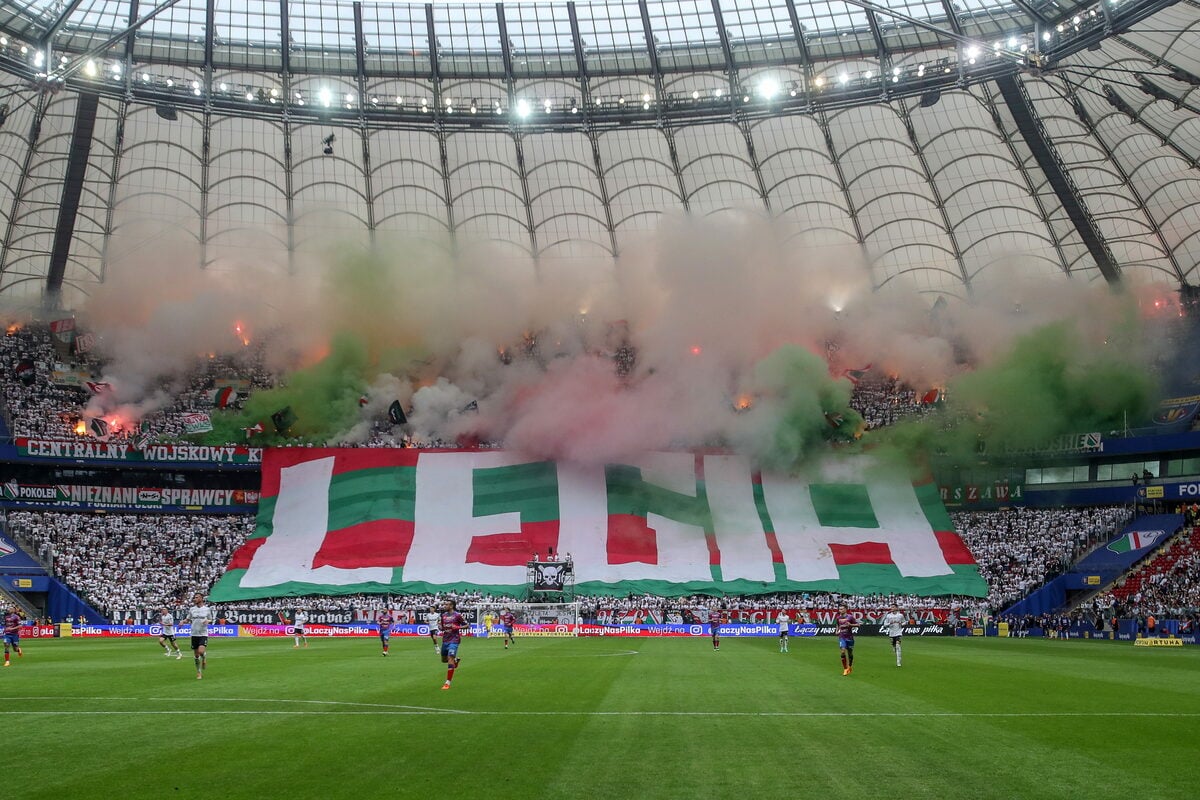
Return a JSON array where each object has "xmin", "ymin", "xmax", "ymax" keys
[{"xmin": 210, "ymin": 448, "xmax": 985, "ymax": 601}]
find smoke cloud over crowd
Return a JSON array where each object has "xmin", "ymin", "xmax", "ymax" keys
[{"xmin": 70, "ymin": 213, "xmax": 1166, "ymax": 470}]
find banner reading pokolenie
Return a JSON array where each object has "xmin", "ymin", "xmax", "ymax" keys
[{"xmin": 210, "ymin": 448, "xmax": 986, "ymax": 601}]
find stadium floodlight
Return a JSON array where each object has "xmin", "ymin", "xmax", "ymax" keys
[
  {"xmin": 1073, "ymin": 15, "xmax": 1081, "ymax": 24},
  {"xmin": 863, "ymin": 70, "xmax": 873, "ymax": 80},
  {"xmin": 1008, "ymin": 37, "xmax": 1019, "ymax": 48},
  {"xmin": 838, "ymin": 73, "xmax": 848, "ymax": 85},
  {"xmin": 917, "ymin": 64, "xmax": 926, "ymax": 77},
  {"xmin": 1043, "ymin": 31, "xmax": 1052, "ymax": 42},
  {"xmin": 191, "ymin": 80, "xmax": 199, "ymax": 90},
  {"xmin": 83, "ymin": 59, "xmax": 97, "ymax": 78},
  {"xmin": 757, "ymin": 77, "xmax": 780, "ymax": 99},
  {"xmin": 692, "ymin": 90, "xmax": 699, "ymax": 100},
  {"xmin": 515, "ymin": 98, "xmax": 531, "ymax": 118},
  {"xmin": 19, "ymin": 45, "xmax": 27, "ymax": 54},
  {"xmin": 714, "ymin": 88, "xmax": 722, "ymax": 97},
  {"xmin": 0, "ymin": 37, "xmax": 7, "ymax": 45},
  {"xmin": 245, "ymin": 92, "xmax": 253, "ymax": 101},
  {"xmin": 219, "ymin": 82, "xmax": 227, "ymax": 91},
  {"xmin": 319, "ymin": 88, "xmax": 331, "ymax": 107},
  {"xmin": 965, "ymin": 46, "xmax": 979, "ymax": 59},
  {"xmin": 814, "ymin": 76, "xmax": 825, "ymax": 88},
  {"xmin": 111, "ymin": 62, "xmax": 120, "ymax": 75},
  {"xmin": 165, "ymin": 79, "xmax": 173, "ymax": 87}
]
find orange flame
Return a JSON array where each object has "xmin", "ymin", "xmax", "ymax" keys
[
  {"xmin": 5, "ymin": 323, "xmax": 21, "ymax": 335},
  {"xmin": 74, "ymin": 421, "xmax": 86, "ymax": 435},
  {"xmin": 234, "ymin": 321, "xmax": 250, "ymax": 346},
  {"xmin": 734, "ymin": 394, "xmax": 753, "ymax": 411}
]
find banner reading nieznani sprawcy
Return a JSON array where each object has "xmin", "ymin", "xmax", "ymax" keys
[{"xmin": 210, "ymin": 448, "xmax": 986, "ymax": 601}]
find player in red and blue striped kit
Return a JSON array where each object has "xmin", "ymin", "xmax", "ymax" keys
[
  {"xmin": 439, "ymin": 600, "xmax": 468, "ymax": 689},
  {"xmin": 377, "ymin": 609, "xmax": 394, "ymax": 656},
  {"xmin": 3, "ymin": 608, "xmax": 23, "ymax": 666},
  {"xmin": 708, "ymin": 608, "xmax": 724, "ymax": 651},
  {"xmin": 499, "ymin": 609, "xmax": 516, "ymax": 650}
]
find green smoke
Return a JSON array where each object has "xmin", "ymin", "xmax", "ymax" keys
[
  {"xmin": 878, "ymin": 321, "xmax": 1157, "ymax": 465},
  {"xmin": 744, "ymin": 344, "xmax": 863, "ymax": 471},
  {"xmin": 199, "ymin": 332, "xmax": 371, "ymax": 445}
]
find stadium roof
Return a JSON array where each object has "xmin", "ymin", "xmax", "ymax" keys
[{"xmin": 0, "ymin": 0, "xmax": 1198, "ymax": 306}]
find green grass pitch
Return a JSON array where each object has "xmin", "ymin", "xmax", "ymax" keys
[{"xmin": 2, "ymin": 635, "xmax": 1197, "ymax": 800}]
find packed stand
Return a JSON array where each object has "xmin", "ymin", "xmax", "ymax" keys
[
  {"xmin": 1110, "ymin": 526, "xmax": 1200, "ymax": 616},
  {"xmin": 953, "ymin": 505, "xmax": 1132, "ymax": 611},
  {"xmin": 3, "ymin": 511, "xmax": 252, "ymax": 621},
  {"xmin": 2, "ymin": 323, "xmax": 277, "ymax": 444},
  {"xmin": 849, "ymin": 375, "xmax": 942, "ymax": 431}
]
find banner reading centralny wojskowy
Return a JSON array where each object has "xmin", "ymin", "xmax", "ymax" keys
[{"xmin": 210, "ymin": 448, "xmax": 985, "ymax": 601}]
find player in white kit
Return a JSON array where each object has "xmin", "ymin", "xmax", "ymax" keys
[{"xmin": 881, "ymin": 606, "xmax": 907, "ymax": 667}]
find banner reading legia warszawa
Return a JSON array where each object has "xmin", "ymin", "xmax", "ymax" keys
[{"xmin": 210, "ymin": 448, "xmax": 985, "ymax": 601}]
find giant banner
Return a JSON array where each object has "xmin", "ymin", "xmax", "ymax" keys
[{"xmin": 211, "ymin": 448, "xmax": 985, "ymax": 601}]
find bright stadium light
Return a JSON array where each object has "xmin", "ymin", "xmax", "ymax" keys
[
  {"xmin": 83, "ymin": 59, "xmax": 97, "ymax": 77},
  {"xmin": 838, "ymin": 73, "xmax": 848, "ymax": 85},
  {"xmin": 965, "ymin": 46, "xmax": 979, "ymax": 59},
  {"xmin": 814, "ymin": 76, "xmax": 825, "ymax": 88},
  {"xmin": 863, "ymin": 70, "xmax": 873, "ymax": 80},
  {"xmin": 1007, "ymin": 36, "xmax": 1019, "ymax": 48},
  {"xmin": 219, "ymin": 82, "xmax": 227, "ymax": 91},
  {"xmin": 516, "ymin": 98, "xmax": 531, "ymax": 118},
  {"xmin": 757, "ymin": 77, "xmax": 780, "ymax": 99},
  {"xmin": 319, "ymin": 88, "xmax": 331, "ymax": 107}
]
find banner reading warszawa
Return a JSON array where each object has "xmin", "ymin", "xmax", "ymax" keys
[{"xmin": 210, "ymin": 448, "xmax": 986, "ymax": 601}]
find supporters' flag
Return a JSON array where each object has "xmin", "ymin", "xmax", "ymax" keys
[
  {"xmin": 206, "ymin": 386, "xmax": 236, "ymax": 408},
  {"xmin": 15, "ymin": 359, "xmax": 35, "ymax": 385},
  {"xmin": 182, "ymin": 412, "xmax": 213, "ymax": 434},
  {"xmin": 210, "ymin": 449, "xmax": 986, "ymax": 602},
  {"xmin": 1106, "ymin": 529, "xmax": 1166, "ymax": 554},
  {"xmin": 387, "ymin": 400, "xmax": 407, "ymax": 426},
  {"xmin": 88, "ymin": 417, "xmax": 109, "ymax": 439},
  {"xmin": 85, "ymin": 381, "xmax": 113, "ymax": 394},
  {"xmin": 359, "ymin": 394, "xmax": 369, "ymax": 408},
  {"xmin": 919, "ymin": 388, "xmax": 941, "ymax": 405},
  {"xmin": 461, "ymin": 400, "xmax": 478, "ymax": 413},
  {"xmin": 134, "ymin": 431, "xmax": 151, "ymax": 451},
  {"xmin": 242, "ymin": 422, "xmax": 266, "ymax": 439},
  {"xmin": 842, "ymin": 364, "xmax": 872, "ymax": 385},
  {"xmin": 74, "ymin": 332, "xmax": 96, "ymax": 354},
  {"xmin": 49, "ymin": 318, "xmax": 76, "ymax": 357},
  {"xmin": 824, "ymin": 411, "xmax": 845, "ymax": 428},
  {"xmin": 271, "ymin": 406, "xmax": 297, "ymax": 433}
]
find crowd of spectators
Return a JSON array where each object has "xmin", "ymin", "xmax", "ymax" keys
[
  {"xmin": 1, "ymin": 323, "xmax": 276, "ymax": 444},
  {"xmin": 952, "ymin": 505, "xmax": 1132, "ymax": 611},
  {"xmin": 3, "ymin": 510, "xmax": 252, "ymax": 620},
  {"xmin": 848, "ymin": 375, "xmax": 941, "ymax": 431},
  {"xmin": 1109, "ymin": 526, "xmax": 1200, "ymax": 616},
  {"xmin": 1, "ymin": 504, "xmax": 1141, "ymax": 623}
]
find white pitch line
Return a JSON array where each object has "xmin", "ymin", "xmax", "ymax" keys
[{"xmin": 2, "ymin": 705, "xmax": 1198, "ymax": 719}]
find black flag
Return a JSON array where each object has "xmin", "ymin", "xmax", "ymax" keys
[
  {"xmin": 89, "ymin": 418, "xmax": 109, "ymax": 438},
  {"xmin": 387, "ymin": 400, "xmax": 407, "ymax": 426},
  {"xmin": 271, "ymin": 406, "xmax": 297, "ymax": 433}
]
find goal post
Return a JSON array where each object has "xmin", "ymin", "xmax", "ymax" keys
[{"xmin": 473, "ymin": 602, "xmax": 581, "ymax": 638}]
